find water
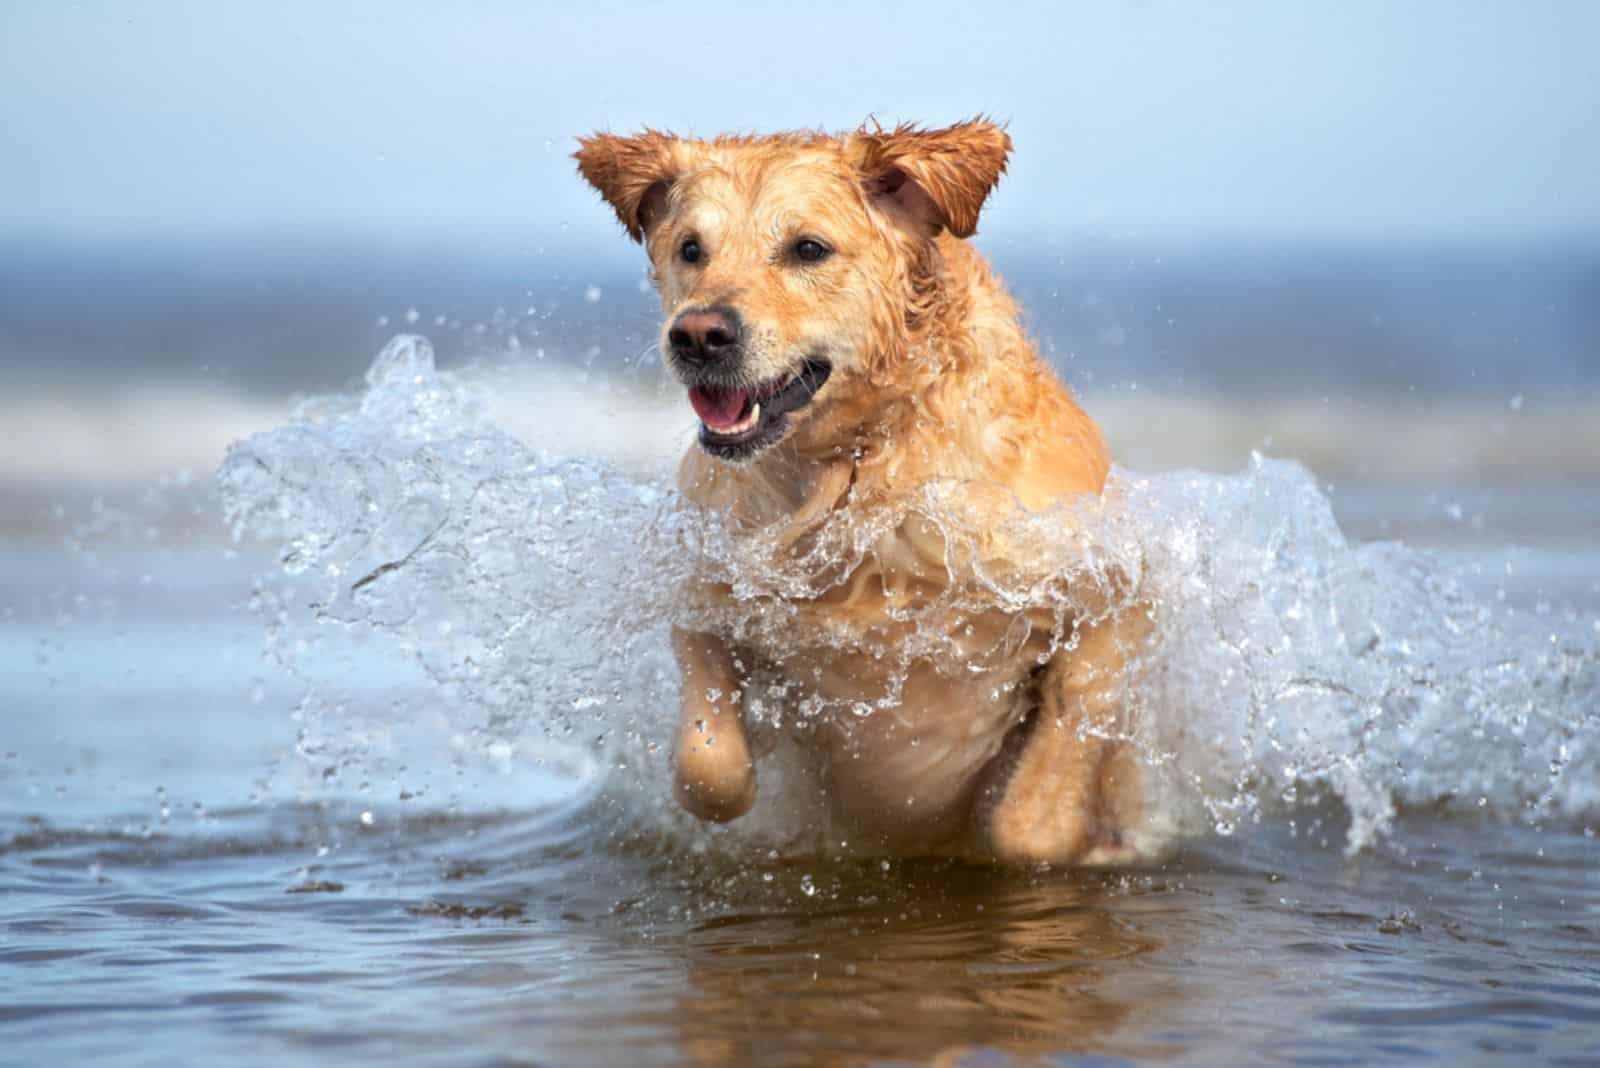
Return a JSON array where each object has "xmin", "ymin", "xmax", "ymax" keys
[
  {"xmin": 5, "ymin": 792, "xmax": 1596, "ymax": 1065},
  {"xmin": 4, "ymin": 337, "xmax": 1599, "ymax": 1064},
  {"xmin": 5, "ymin": 234, "xmax": 1596, "ymax": 396}
]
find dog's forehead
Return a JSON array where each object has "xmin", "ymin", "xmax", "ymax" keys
[{"xmin": 677, "ymin": 143, "xmax": 860, "ymax": 230}]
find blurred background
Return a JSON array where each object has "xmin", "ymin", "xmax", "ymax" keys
[
  {"xmin": 1, "ymin": 0, "xmax": 1597, "ymax": 547},
  {"xmin": 3, "ymin": 9, "xmax": 1596, "ymax": 1062}
]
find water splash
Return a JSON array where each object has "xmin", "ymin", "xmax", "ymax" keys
[
  {"xmin": 220, "ymin": 336, "xmax": 1599, "ymax": 856},
  {"xmin": 1114, "ymin": 463, "xmax": 1598, "ymax": 849}
]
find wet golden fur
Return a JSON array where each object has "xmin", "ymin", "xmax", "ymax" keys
[{"xmin": 576, "ymin": 119, "xmax": 1150, "ymax": 863}]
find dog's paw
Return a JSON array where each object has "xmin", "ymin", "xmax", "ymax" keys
[
  {"xmin": 673, "ymin": 734, "xmax": 756, "ymax": 822},
  {"xmin": 1078, "ymin": 831, "xmax": 1142, "ymax": 868},
  {"xmin": 985, "ymin": 803, "xmax": 1095, "ymax": 866}
]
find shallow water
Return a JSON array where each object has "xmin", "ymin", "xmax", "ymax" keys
[
  {"xmin": 4, "ymin": 656, "xmax": 1598, "ymax": 1066},
  {"xmin": 5, "ymin": 339, "xmax": 1600, "ymax": 1065}
]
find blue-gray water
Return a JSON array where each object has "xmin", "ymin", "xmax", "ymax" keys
[
  {"xmin": 3, "ymin": 235, "xmax": 1596, "ymax": 395},
  {"xmin": 2, "ymin": 236, "xmax": 1598, "ymax": 1066}
]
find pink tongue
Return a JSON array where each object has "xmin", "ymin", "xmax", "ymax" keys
[{"xmin": 688, "ymin": 386, "xmax": 749, "ymax": 429}]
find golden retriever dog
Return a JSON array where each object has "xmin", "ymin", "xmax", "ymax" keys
[{"xmin": 576, "ymin": 118, "xmax": 1151, "ymax": 864}]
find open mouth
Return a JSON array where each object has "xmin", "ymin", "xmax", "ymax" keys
[{"xmin": 686, "ymin": 358, "xmax": 832, "ymax": 460}]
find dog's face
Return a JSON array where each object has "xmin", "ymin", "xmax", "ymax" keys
[{"xmin": 576, "ymin": 121, "xmax": 1010, "ymax": 461}]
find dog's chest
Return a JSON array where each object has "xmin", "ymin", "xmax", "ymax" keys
[{"xmin": 736, "ymin": 509, "xmax": 1059, "ymax": 706}]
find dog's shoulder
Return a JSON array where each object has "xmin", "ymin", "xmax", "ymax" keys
[{"xmin": 921, "ymin": 241, "xmax": 1111, "ymax": 511}]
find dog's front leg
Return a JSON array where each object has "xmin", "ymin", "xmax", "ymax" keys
[
  {"xmin": 985, "ymin": 607, "xmax": 1151, "ymax": 865},
  {"xmin": 671, "ymin": 627, "xmax": 756, "ymax": 822}
]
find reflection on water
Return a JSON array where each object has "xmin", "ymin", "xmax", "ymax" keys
[
  {"xmin": 667, "ymin": 867, "xmax": 1153, "ymax": 1066},
  {"xmin": 4, "ymin": 784, "xmax": 1598, "ymax": 1067}
]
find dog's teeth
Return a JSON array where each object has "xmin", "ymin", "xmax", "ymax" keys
[{"xmin": 747, "ymin": 402, "xmax": 760, "ymax": 425}]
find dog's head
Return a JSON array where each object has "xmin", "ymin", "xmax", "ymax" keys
[{"xmin": 576, "ymin": 119, "xmax": 1010, "ymax": 462}]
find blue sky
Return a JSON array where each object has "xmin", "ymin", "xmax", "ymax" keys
[{"xmin": 2, "ymin": 0, "xmax": 1596, "ymax": 242}]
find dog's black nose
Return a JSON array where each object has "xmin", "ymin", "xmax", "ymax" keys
[{"xmin": 668, "ymin": 306, "xmax": 742, "ymax": 366}]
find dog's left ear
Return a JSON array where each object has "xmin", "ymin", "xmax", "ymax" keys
[
  {"xmin": 848, "ymin": 118, "xmax": 1011, "ymax": 239},
  {"xmin": 574, "ymin": 130, "xmax": 683, "ymax": 242}
]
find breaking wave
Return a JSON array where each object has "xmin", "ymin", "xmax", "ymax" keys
[{"xmin": 219, "ymin": 336, "xmax": 1599, "ymax": 857}]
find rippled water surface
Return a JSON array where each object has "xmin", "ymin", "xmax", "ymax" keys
[
  {"xmin": 4, "ymin": 765, "xmax": 1597, "ymax": 1065},
  {"xmin": 4, "ymin": 343, "xmax": 1599, "ymax": 1066}
]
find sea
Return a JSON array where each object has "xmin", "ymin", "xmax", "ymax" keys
[{"xmin": 0, "ymin": 233, "xmax": 1596, "ymax": 1066}]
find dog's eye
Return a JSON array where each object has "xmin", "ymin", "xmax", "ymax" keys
[
  {"xmin": 794, "ymin": 239, "xmax": 831, "ymax": 264},
  {"xmin": 679, "ymin": 238, "xmax": 702, "ymax": 265}
]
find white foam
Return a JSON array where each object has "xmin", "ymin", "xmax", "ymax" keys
[{"xmin": 8, "ymin": 362, "xmax": 1600, "ymax": 487}]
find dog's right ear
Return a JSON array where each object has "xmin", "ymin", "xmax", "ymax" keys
[{"xmin": 574, "ymin": 131, "xmax": 682, "ymax": 243}]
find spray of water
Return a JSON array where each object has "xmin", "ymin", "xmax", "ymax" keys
[{"xmin": 219, "ymin": 336, "xmax": 1599, "ymax": 857}]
